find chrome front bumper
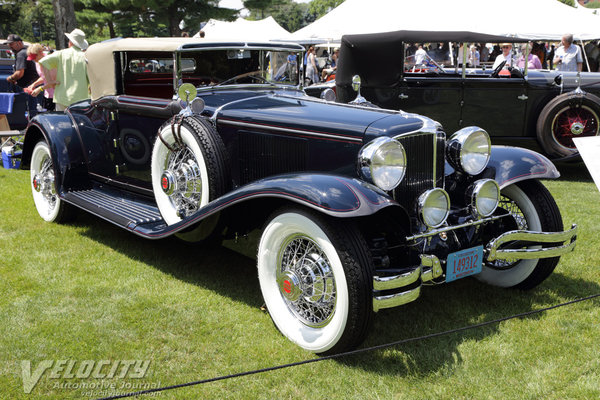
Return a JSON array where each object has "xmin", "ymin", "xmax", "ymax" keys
[
  {"xmin": 486, "ymin": 224, "xmax": 578, "ymax": 261},
  {"xmin": 372, "ymin": 224, "xmax": 578, "ymax": 312}
]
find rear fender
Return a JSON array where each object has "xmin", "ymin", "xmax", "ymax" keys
[
  {"xmin": 20, "ymin": 112, "xmax": 89, "ymax": 192},
  {"xmin": 482, "ymin": 146, "xmax": 560, "ymax": 189},
  {"xmin": 134, "ymin": 173, "xmax": 402, "ymax": 237}
]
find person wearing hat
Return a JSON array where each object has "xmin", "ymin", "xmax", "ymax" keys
[
  {"xmin": 38, "ymin": 28, "xmax": 90, "ymax": 111},
  {"xmin": 492, "ymin": 43, "xmax": 514, "ymax": 70},
  {"xmin": 4, "ymin": 33, "xmax": 41, "ymax": 117}
]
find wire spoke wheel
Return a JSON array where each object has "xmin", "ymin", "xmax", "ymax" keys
[
  {"xmin": 551, "ymin": 105, "xmax": 599, "ymax": 150},
  {"xmin": 277, "ymin": 235, "xmax": 336, "ymax": 328}
]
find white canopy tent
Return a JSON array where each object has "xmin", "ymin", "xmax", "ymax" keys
[
  {"xmin": 292, "ymin": 0, "xmax": 600, "ymax": 42},
  {"xmin": 194, "ymin": 16, "xmax": 293, "ymax": 41}
]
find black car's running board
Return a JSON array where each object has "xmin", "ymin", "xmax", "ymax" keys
[{"xmin": 63, "ymin": 186, "xmax": 165, "ymax": 231}]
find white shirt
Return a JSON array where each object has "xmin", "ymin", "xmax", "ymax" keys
[
  {"xmin": 555, "ymin": 44, "xmax": 583, "ymax": 72},
  {"xmin": 493, "ymin": 53, "xmax": 513, "ymax": 69},
  {"xmin": 415, "ymin": 48, "xmax": 427, "ymax": 65}
]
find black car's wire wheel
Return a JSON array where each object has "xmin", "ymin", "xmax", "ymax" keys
[
  {"xmin": 151, "ymin": 116, "xmax": 229, "ymax": 226},
  {"xmin": 257, "ymin": 207, "xmax": 373, "ymax": 354},
  {"xmin": 30, "ymin": 141, "xmax": 74, "ymax": 223},
  {"xmin": 536, "ymin": 92, "xmax": 600, "ymax": 158},
  {"xmin": 478, "ymin": 180, "xmax": 563, "ymax": 290}
]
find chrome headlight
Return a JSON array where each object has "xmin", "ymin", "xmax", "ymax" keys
[
  {"xmin": 467, "ymin": 179, "xmax": 500, "ymax": 218},
  {"xmin": 418, "ymin": 188, "xmax": 450, "ymax": 228},
  {"xmin": 358, "ymin": 137, "xmax": 406, "ymax": 191},
  {"xmin": 446, "ymin": 127, "xmax": 491, "ymax": 175}
]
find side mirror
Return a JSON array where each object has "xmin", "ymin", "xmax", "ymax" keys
[{"xmin": 351, "ymin": 75, "xmax": 362, "ymax": 92}]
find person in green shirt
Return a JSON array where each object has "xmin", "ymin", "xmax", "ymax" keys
[{"xmin": 39, "ymin": 29, "xmax": 90, "ymax": 111}]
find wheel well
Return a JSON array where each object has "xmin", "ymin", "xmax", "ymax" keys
[{"xmin": 20, "ymin": 125, "xmax": 45, "ymax": 169}]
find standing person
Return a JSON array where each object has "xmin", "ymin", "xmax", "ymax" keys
[
  {"xmin": 414, "ymin": 45, "xmax": 427, "ymax": 65},
  {"xmin": 26, "ymin": 43, "xmax": 57, "ymax": 111},
  {"xmin": 305, "ymin": 46, "xmax": 319, "ymax": 85},
  {"xmin": 39, "ymin": 28, "xmax": 90, "ymax": 111},
  {"xmin": 3, "ymin": 34, "xmax": 40, "ymax": 117},
  {"xmin": 553, "ymin": 34, "xmax": 583, "ymax": 72},
  {"xmin": 493, "ymin": 43, "xmax": 514, "ymax": 69},
  {"xmin": 468, "ymin": 44, "xmax": 480, "ymax": 67},
  {"xmin": 516, "ymin": 43, "xmax": 542, "ymax": 70}
]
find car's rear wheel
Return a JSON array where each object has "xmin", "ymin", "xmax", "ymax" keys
[
  {"xmin": 151, "ymin": 116, "xmax": 229, "ymax": 226},
  {"xmin": 478, "ymin": 180, "xmax": 563, "ymax": 290},
  {"xmin": 536, "ymin": 92, "xmax": 600, "ymax": 158},
  {"xmin": 257, "ymin": 207, "xmax": 373, "ymax": 354},
  {"xmin": 30, "ymin": 141, "xmax": 74, "ymax": 222}
]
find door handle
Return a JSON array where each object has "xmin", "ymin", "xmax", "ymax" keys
[
  {"xmin": 517, "ymin": 94, "xmax": 528, "ymax": 101},
  {"xmin": 399, "ymin": 93, "xmax": 409, "ymax": 100}
]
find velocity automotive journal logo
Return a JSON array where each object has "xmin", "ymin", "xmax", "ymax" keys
[{"xmin": 21, "ymin": 359, "xmax": 151, "ymax": 394}]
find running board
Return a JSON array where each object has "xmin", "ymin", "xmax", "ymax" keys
[{"xmin": 63, "ymin": 186, "xmax": 164, "ymax": 230}]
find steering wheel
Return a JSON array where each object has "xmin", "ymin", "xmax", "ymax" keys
[{"xmin": 490, "ymin": 60, "xmax": 507, "ymax": 78}]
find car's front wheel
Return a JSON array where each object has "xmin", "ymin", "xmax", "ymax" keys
[
  {"xmin": 30, "ymin": 141, "xmax": 73, "ymax": 222},
  {"xmin": 478, "ymin": 180, "xmax": 563, "ymax": 290},
  {"xmin": 257, "ymin": 207, "xmax": 373, "ymax": 354}
]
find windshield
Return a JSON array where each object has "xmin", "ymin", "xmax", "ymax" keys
[{"xmin": 179, "ymin": 49, "xmax": 301, "ymax": 88}]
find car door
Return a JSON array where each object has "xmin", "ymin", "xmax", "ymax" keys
[
  {"xmin": 461, "ymin": 74, "xmax": 527, "ymax": 138},
  {"xmin": 399, "ymin": 73, "xmax": 463, "ymax": 134}
]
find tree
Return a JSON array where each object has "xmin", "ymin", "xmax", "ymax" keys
[
  {"xmin": 308, "ymin": 0, "xmax": 344, "ymax": 19},
  {"xmin": 557, "ymin": 0, "xmax": 575, "ymax": 6},
  {"xmin": 52, "ymin": 0, "xmax": 77, "ymax": 49}
]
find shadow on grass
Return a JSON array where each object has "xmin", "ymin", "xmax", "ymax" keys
[
  {"xmin": 555, "ymin": 161, "xmax": 593, "ymax": 183},
  {"xmin": 71, "ymin": 211, "xmax": 599, "ymax": 377}
]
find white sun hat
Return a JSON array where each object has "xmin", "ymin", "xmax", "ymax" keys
[{"xmin": 65, "ymin": 28, "xmax": 89, "ymax": 51}]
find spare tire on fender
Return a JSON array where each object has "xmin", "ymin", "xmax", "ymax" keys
[
  {"xmin": 536, "ymin": 91, "xmax": 600, "ymax": 158},
  {"xmin": 151, "ymin": 116, "xmax": 230, "ymax": 227}
]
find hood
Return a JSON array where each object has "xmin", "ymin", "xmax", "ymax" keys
[{"xmin": 201, "ymin": 89, "xmax": 428, "ymax": 143}]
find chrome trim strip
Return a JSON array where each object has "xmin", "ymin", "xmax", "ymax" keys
[
  {"xmin": 406, "ymin": 213, "xmax": 510, "ymax": 242},
  {"xmin": 489, "ymin": 240, "xmax": 577, "ymax": 261},
  {"xmin": 217, "ymin": 119, "xmax": 364, "ymax": 143},
  {"xmin": 373, "ymin": 286, "xmax": 421, "ymax": 312},
  {"xmin": 210, "ymin": 94, "xmax": 269, "ymax": 122},
  {"xmin": 373, "ymin": 266, "xmax": 421, "ymax": 291},
  {"xmin": 486, "ymin": 224, "xmax": 578, "ymax": 261}
]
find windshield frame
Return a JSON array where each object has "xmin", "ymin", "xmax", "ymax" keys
[{"xmin": 174, "ymin": 44, "xmax": 305, "ymax": 93}]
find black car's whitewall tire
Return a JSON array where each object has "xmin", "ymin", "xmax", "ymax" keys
[
  {"xmin": 478, "ymin": 180, "xmax": 563, "ymax": 290},
  {"xmin": 257, "ymin": 208, "xmax": 373, "ymax": 354},
  {"xmin": 30, "ymin": 141, "xmax": 73, "ymax": 223},
  {"xmin": 151, "ymin": 117, "xmax": 229, "ymax": 225}
]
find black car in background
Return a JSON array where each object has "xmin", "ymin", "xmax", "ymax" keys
[{"xmin": 330, "ymin": 30, "xmax": 600, "ymax": 160}]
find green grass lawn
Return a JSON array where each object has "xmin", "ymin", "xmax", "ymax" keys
[{"xmin": 0, "ymin": 163, "xmax": 598, "ymax": 399}]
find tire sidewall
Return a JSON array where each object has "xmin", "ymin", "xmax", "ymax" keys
[
  {"xmin": 30, "ymin": 141, "xmax": 61, "ymax": 222},
  {"xmin": 151, "ymin": 122, "xmax": 211, "ymax": 225},
  {"xmin": 257, "ymin": 211, "xmax": 350, "ymax": 353},
  {"xmin": 477, "ymin": 183, "xmax": 542, "ymax": 288}
]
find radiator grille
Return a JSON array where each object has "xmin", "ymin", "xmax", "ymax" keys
[{"xmin": 393, "ymin": 130, "xmax": 445, "ymax": 211}]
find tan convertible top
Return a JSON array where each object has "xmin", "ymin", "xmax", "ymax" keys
[{"xmin": 86, "ymin": 37, "xmax": 303, "ymax": 100}]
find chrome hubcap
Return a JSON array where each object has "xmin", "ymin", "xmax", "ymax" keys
[
  {"xmin": 163, "ymin": 146, "xmax": 202, "ymax": 218},
  {"xmin": 277, "ymin": 235, "xmax": 336, "ymax": 328},
  {"xmin": 570, "ymin": 122, "xmax": 585, "ymax": 135},
  {"xmin": 34, "ymin": 156, "xmax": 57, "ymax": 209}
]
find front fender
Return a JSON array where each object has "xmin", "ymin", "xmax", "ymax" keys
[
  {"xmin": 21, "ymin": 112, "xmax": 89, "ymax": 192},
  {"xmin": 484, "ymin": 146, "xmax": 560, "ymax": 189},
  {"xmin": 134, "ymin": 173, "xmax": 401, "ymax": 238}
]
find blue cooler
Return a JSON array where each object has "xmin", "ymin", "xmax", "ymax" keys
[{"xmin": 2, "ymin": 146, "xmax": 21, "ymax": 169}]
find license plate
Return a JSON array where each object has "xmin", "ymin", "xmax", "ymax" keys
[{"xmin": 445, "ymin": 246, "xmax": 483, "ymax": 282}]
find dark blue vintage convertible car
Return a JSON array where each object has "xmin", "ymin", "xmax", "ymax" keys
[
  {"xmin": 20, "ymin": 38, "xmax": 577, "ymax": 354},
  {"xmin": 308, "ymin": 31, "xmax": 600, "ymax": 160}
]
